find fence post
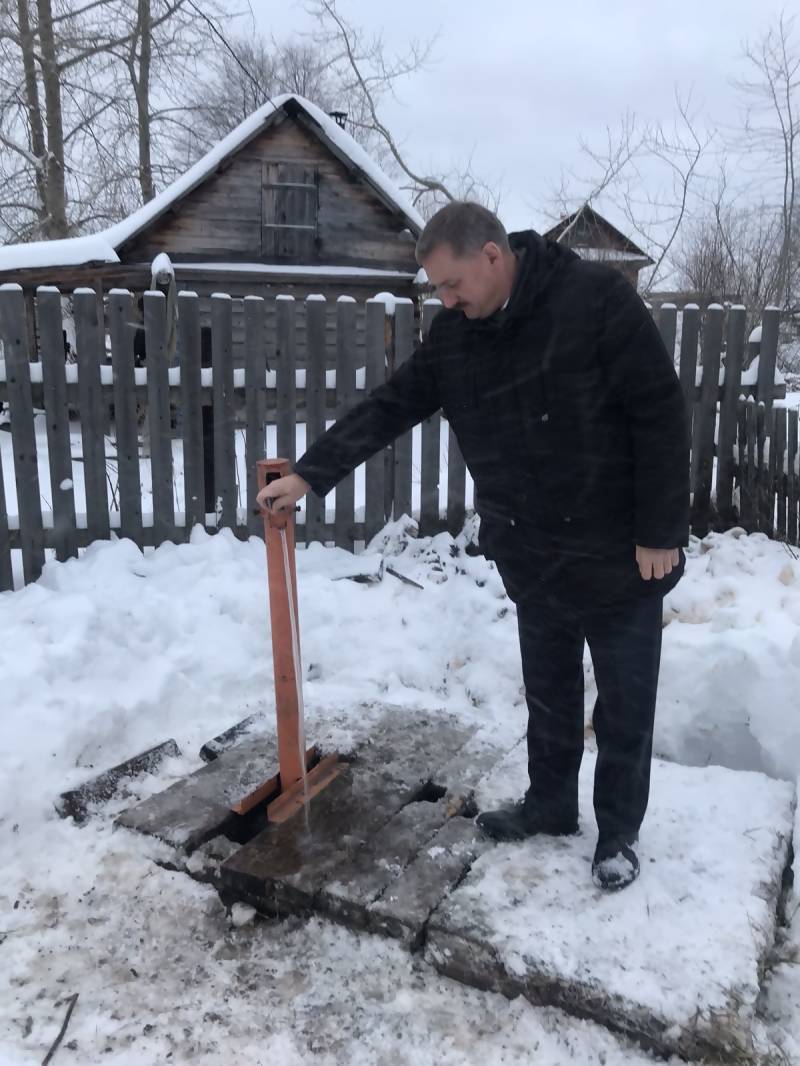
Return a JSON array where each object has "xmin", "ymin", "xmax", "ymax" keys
[
  {"xmin": 0, "ymin": 433, "xmax": 11, "ymax": 590},
  {"xmin": 38, "ymin": 285, "xmax": 78, "ymax": 562},
  {"xmin": 691, "ymin": 304, "xmax": 723, "ymax": 537},
  {"xmin": 756, "ymin": 401, "xmax": 768, "ymax": 532},
  {"xmin": 746, "ymin": 397, "xmax": 758, "ymax": 532},
  {"xmin": 178, "ymin": 291, "xmax": 204, "ymax": 534},
  {"xmin": 211, "ymin": 293, "xmax": 236, "ymax": 531},
  {"xmin": 775, "ymin": 405, "xmax": 787, "ymax": 540},
  {"xmin": 393, "ymin": 298, "xmax": 415, "ymax": 522},
  {"xmin": 275, "ymin": 295, "xmax": 297, "ymax": 468},
  {"xmin": 201, "ymin": 326, "xmax": 214, "ymax": 516},
  {"xmin": 657, "ymin": 303, "xmax": 677, "ymax": 363},
  {"xmin": 419, "ymin": 299, "xmax": 442, "ymax": 537},
  {"xmin": 788, "ymin": 408, "xmax": 799, "ymax": 546},
  {"xmin": 304, "ymin": 295, "xmax": 327, "ymax": 546},
  {"xmin": 383, "ymin": 307, "xmax": 395, "ymax": 522},
  {"xmin": 143, "ymin": 290, "xmax": 175, "ymax": 545},
  {"xmin": 108, "ymin": 289, "xmax": 143, "ymax": 547},
  {"xmin": 334, "ymin": 297, "xmax": 357, "ymax": 551},
  {"xmin": 679, "ymin": 305, "xmax": 700, "ymax": 499},
  {"xmin": 244, "ymin": 295, "xmax": 267, "ymax": 538},
  {"xmin": 0, "ymin": 283, "xmax": 45, "ymax": 583},
  {"xmin": 737, "ymin": 397, "xmax": 750, "ymax": 530},
  {"xmin": 74, "ymin": 288, "xmax": 111, "ymax": 544},
  {"xmin": 365, "ymin": 298, "xmax": 386, "ymax": 544},
  {"xmin": 678, "ymin": 302, "xmax": 699, "ymax": 406},
  {"xmin": 716, "ymin": 306, "xmax": 746, "ymax": 525},
  {"xmin": 758, "ymin": 307, "xmax": 780, "ymax": 417}
]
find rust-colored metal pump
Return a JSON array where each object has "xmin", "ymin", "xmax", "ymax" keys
[{"xmin": 229, "ymin": 458, "xmax": 342, "ymax": 824}]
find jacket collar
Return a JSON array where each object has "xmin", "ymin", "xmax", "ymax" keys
[{"xmin": 502, "ymin": 229, "xmax": 577, "ymax": 320}]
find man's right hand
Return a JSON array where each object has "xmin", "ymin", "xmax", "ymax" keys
[{"xmin": 256, "ymin": 473, "xmax": 310, "ymax": 514}]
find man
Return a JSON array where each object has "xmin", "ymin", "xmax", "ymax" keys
[{"xmin": 257, "ymin": 201, "xmax": 689, "ymax": 892}]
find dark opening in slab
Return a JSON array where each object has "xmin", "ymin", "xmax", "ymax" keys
[
  {"xmin": 409, "ymin": 781, "xmax": 447, "ymax": 804},
  {"xmin": 407, "ymin": 781, "xmax": 478, "ymax": 819}
]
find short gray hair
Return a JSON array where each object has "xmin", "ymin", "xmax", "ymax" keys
[{"xmin": 415, "ymin": 201, "xmax": 510, "ymax": 261}]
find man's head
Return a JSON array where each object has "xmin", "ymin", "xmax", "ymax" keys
[{"xmin": 415, "ymin": 202, "xmax": 516, "ymax": 319}]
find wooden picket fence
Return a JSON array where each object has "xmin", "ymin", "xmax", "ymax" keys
[
  {"xmin": 0, "ymin": 285, "xmax": 792, "ymax": 591},
  {"xmin": 0, "ymin": 286, "xmax": 464, "ymax": 589},
  {"xmin": 652, "ymin": 302, "xmax": 786, "ymax": 538},
  {"xmin": 735, "ymin": 397, "xmax": 799, "ymax": 543}
]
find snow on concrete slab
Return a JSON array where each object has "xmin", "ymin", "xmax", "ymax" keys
[{"xmin": 426, "ymin": 741, "xmax": 795, "ymax": 1061}]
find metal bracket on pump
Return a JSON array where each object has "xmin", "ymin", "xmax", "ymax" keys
[{"xmin": 229, "ymin": 458, "xmax": 343, "ymax": 824}]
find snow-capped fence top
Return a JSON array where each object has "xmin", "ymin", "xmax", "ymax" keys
[{"xmin": 0, "ymin": 288, "xmax": 792, "ymax": 589}]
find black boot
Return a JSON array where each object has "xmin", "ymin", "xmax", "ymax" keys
[
  {"xmin": 592, "ymin": 835, "xmax": 640, "ymax": 891},
  {"xmin": 476, "ymin": 798, "xmax": 579, "ymax": 843}
]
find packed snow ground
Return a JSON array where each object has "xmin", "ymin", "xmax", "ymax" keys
[{"xmin": 2, "ymin": 519, "xmax": 800, "ymax": 1063}]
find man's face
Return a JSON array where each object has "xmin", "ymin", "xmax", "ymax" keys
[{"xmin": 421, "ymin": 241, "xmax": 504, "ymax": 319}]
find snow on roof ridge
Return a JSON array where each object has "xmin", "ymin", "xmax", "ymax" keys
[{"xmin": 0, "ymin": 93, "xmax": 424, "ymax": 274}]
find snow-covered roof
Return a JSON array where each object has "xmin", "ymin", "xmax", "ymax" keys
[
  {"xmin": 544, "ymin": 204, "xmax": 653, "ymax": 265},
  {"xmin": 0, "ymin": 94, "xmax": 425, "ymax": 274},
  {"xmin": 573, "ymin": 246, "xmax": 651, "ymax": 263}
]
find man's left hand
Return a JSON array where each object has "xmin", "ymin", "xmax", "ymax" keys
[{"xmin": 636, "ymin": 546, "xmax": 680, "ymax": 581}]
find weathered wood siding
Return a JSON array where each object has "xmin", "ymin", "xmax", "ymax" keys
[{"xmin": 120, "ymin": 116, "xmax": 419, "ymax": 272}]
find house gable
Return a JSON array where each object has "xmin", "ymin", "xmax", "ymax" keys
[
  {"xmin": 544, "ymin": 205, "xmax": 653, "ymax": 263},
  {"xmin": 118, "ymin": 105, "xmax": 419, "ymax": 272}
]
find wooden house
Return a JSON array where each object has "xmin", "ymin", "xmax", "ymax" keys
[
  {"xmin": 0, "ymin": 94, "xmax": 425, "ymax": 365},
  {"xmin": 543, "ymin": 204, "xmax": 654, "ymax": 290}
]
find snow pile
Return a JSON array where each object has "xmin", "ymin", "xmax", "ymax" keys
[
  {"xmin": 657, "ymin": 529, "xmax": 800, "ymax": 779},
  {"xmin": 2, "ymin": 521, "xmax": 800, "ymax": 1061}
]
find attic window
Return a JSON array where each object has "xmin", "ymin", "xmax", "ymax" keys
[{"xmin": 262, "ymin": 162, "xmax": 319, "ymax": 259}]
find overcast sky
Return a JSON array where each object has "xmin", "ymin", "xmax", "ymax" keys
[{"xmin": 245, "ymin": 1, "xmax": 788, "ymax": 236}]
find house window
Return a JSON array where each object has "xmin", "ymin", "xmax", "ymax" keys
[{"xmin": 262, "ymin": 162, "xmax": 319, "ymax": 259}]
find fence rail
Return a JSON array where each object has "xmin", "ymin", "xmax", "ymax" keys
[{"xmin": 0, "ymin": 285, "xmax": 792, "ymax": 591}]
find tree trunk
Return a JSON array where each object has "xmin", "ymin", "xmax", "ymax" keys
[
  {"xmin": 134, "ymin": 0, "xmax": 155, "ymax": 204},
  {"xmin": 16, "ymin": 0, "xmax": 48, "ymax": 233},
  {"xmin": 35, "ymin": 0, "xmax": 68, "ymax": 238}
]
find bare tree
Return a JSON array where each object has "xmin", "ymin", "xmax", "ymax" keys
[
  {"xmin": 1, "ymin": 0, "xmax": 77, "ymax": 238},
  {"xmin": 0, "ymin": 0, "xmax": 235, "ymax": 239},
  {"xmin": 306, "ymin": 0, "xmax": 498, "ymax": 216},
  {"xmin": 550, "ymin": 92, "xmax": 714, "ymax": 294},
  {"xmin": 0, "ymin": 0, "xmax": 148, "ymax": 239},
  {"xmin": 175, "ymin": 33, "xmax": 338, "ymax": 161},
  {"xmin": 128, "ymin": 0, "xmax": 156, "ymax": 203},
  {"xmin": 105, "ymin": 0, "xmax": 226, "ymax": 205},
  {"xmin": 549, "ymin": 112, "xmax": 643, "ymax": 242},
  {"xmin": 734, "ymin": 11, "xmax": 800, "ymax": 310},
  {"xmin": 676, "ymin": 181, "xmax": 785, "ymax": 320}
]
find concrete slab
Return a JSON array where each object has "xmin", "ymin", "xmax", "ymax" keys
[
  {"xmin": 425, "ymin": 741, "xmax": 795, "ymax": 1062},
  {"xmin": 367, "ymin": 814, "xmax": 491, "ymax": 949},
  {"xmin": 115, "ymin": 733, "xmax": 280, "ymax": 852},
  {"xmin": 57, "ymin": 739, "xmax": 181, "ymax": 823},
  {"xmin": 113, "ymin": 704, "xmax": 796, "ymax": 1058},
  {"xmin": 218, "ymin": 710, "xmax": 485, "ymax": 927}
]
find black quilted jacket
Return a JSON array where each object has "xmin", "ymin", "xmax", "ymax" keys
[{"xmin": 294, "ymin": 229, "xmax": 689, "ymax": 577}]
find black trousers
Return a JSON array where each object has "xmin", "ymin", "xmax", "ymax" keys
[{"xmin": 516, "ymin": 590, "xmax": 664, "ymax": 841}]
